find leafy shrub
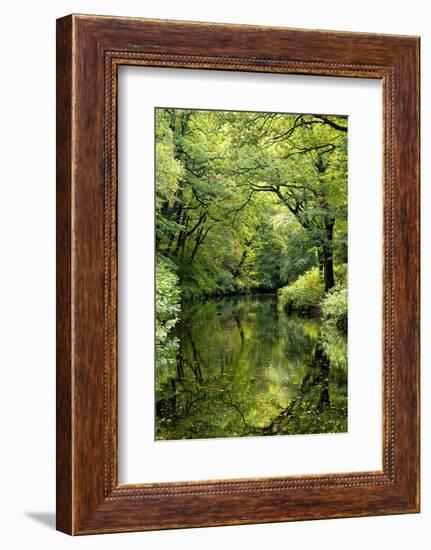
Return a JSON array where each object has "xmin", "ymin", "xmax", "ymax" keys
[
  {"xmin": 334, "ymin": 263, "xmax": 348, "ymax": 286},
  {"xmin": 278, "ymin": 268, "xmax": 324, "ymax": 314},
  {"xmin": 278, "ymin": 263, "xmax": 348, "ymax": 317},
  {"xmin": 180, "ymin": 262, "xmax": 219, "ymax": 301},
  {"xmin": 215, "ymin": 270, "xmax": 236, "ymax": 294},
  {"xmin": 156, "ymin": 258, "xmax": 181, "ymax": 375},
  {"xmin": 321, "ymin": 284, "xmax": 347, "ymax": 333}
]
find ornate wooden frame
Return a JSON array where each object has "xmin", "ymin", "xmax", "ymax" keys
[{"xmin": 56, "ymin": 14, "xmax": 420, "ymax": 535}]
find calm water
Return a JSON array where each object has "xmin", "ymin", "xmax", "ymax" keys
[{"xmin": 155, "ymin": 294, "xmax": 347, "ymax": 440}]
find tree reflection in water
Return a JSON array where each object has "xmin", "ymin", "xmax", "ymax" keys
[{"xmin": 155, "ymin": 294, "xmax": 347, "ymax": 440}]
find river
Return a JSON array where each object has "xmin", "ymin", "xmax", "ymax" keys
[{"xmin": 155, "ymin": 294, "xmax": 347, "ymax": 440}]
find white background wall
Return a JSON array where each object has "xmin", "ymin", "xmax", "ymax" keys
[{"xmin": 0, "ymin": 1, "xmax": 427, "ymax": 548}]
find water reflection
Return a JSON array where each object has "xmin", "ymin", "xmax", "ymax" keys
[{"xmin": 155, "ymin": 294, "xmax": 347, "ymax": 440}]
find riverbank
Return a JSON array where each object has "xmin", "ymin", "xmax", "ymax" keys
[
  {"xmin": 182, "ymin": 286, "xmax": 278, "ymax": 306},
  {"xmin": 278, "ymin": 265, "xmax": 348, "ymax": 333}
]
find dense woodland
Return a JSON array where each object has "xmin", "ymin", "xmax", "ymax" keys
[{"xmin": 156, "ymin": 107, "xmax": 348, "ymax": 377}]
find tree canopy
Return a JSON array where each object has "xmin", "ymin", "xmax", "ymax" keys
[{"xmin": 156, "ymin": 107, "xmax": 347, "ymax": 300}]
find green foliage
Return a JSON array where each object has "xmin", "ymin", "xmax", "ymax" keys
[
  {"xmin": 215, "ymin": 270, "xmax": 236, "ymax": 294},
  {"xmin": 278, "ymin": 263, "xmax": 347, "ymax": 316},
  {"xmin": 321, "ymin": 284, "xmax": 348, "ymax": 333},
  {"xmin": 155, "ymin": 114, "xmax": 184, "ymax": 204},
  {"xmin": 278, "ymin": 225, "xmax": 318, "ymax": 283},
  {"xmin": 155, "ymin": 257, "xmax": 181, "ymax": 382},
  {"xmin": 155, "ymin": 108, "xmax": 348, "ymax": 302},
  {"xmin": 334, "ymin": 262, "xmax": 348, "ymax": 285},
  {"xmin": 278, "ymin": 267, "xmax": 324, "ymax": 314}
]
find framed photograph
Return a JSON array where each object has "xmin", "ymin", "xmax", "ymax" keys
[{"xmin": 56, "ymin": 14, "xmax": 420, "ymax": 535}]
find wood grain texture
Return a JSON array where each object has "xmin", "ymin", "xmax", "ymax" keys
[
  {"xmin": 56, "ymin": 15, "xmax": 73, "ymax": 535},
  {"xmin": 56, "ymin": 14, "xmax": 420, "ymax": 535}
]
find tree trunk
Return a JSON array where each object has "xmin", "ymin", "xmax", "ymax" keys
[
  {"xmin": 323, "ymin": 220, "xmax": 335, "ymax": 291},
  {"xmin": 173, "ymin": 211, "xmax": 188, "ymax": 257},
  {"xmin": 190, "ymin": 224, "xmax": 212, "ymax": 263}
]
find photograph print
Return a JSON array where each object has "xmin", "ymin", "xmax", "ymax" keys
[{"xmin": 155, "ymin": 107, "xmax": 348, "ymax": 441}]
